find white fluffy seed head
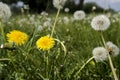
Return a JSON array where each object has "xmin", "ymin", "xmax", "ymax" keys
[
  {"xmin": 53, "ymin": 0, "xmax": 67, "ymax": 9},
  {"xmin": 37, "ymin": 25, "xmax": 43, "ymax": 31},
  {"xmin": 91, "ymin": 15, "xmax": 110, "ymax": 31},
  {"xmin": 92, "ymin": 47, "xmax": 108, "ymax": 62},
  {"xmin": 73, "ymin": 10, "xmax": 86, "ymax": 20},
  {"xmin": 0, "ymin": 2, "xmax": 11, "ymax": 22},
  {"xmin": 64, "ymin": 7, "xmax": 70, "ymax": 12},
  {"xmin": 63, "ymin": 16, "xmax": 69, "ymax": 24},
  {"xmin": 106, "ymin": 41, "xmax": 119, "ymax": 57}
]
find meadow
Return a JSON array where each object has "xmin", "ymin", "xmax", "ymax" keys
[{"xmin": 0, "ymin": 9, "xmax": 120, "ymax": 80}]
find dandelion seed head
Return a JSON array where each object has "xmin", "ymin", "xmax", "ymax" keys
[
  {"xmin": 0, "ymin": 2, "xmax": 11, "ymax": 22},
  {"xmin": 43, "ymin": 21, "xmax": 51, "ymax": 30},
  {"xmin": 40, "ymin": 11, "xmax": 48, "ymax": 16},
  {"xmin": 106, "ymin": 41, "xmax": 119, "ymax": 57},
  {"xmin": 92, "ymin": 6, "xmax": 96, "ymax": 11},
  {"xmin": 73, "ymin": 10, "xmax": 86, "ymax": 20},
  {"xmin": 37, "ymin": 25, "xmax": 43, "ymax": 31},
  {"xmin": 92, "ymin": 47, "xmax": 108, "ymax": 62},
  {"xmin": 63, "ymin": 16, "xmax": 69, "ymax": 24},
  {"xmin": 64, "ymin": 7, "xmax": 70, "ymax": 12},
  {"xmin": 53, "ymin": 0, "xmax": 67, "ymax": 9},
  {"xmin": 91, "ymin": 15, "xmax": 110, "ymax": 31}
]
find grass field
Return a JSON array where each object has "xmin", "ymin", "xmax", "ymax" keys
[{"xmin": 0, "ymin": 10, "xmax": 120, "ymax": 80}]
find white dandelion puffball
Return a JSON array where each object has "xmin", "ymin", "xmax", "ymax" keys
[
  {"xmin": 92, "ymin": 6, "xmax": 96, "ymax": 11},
  {"xmin": 106, "ymin": 41, "xmax": 119, "ymax": 57},
  {"xmin": 64, "ymin": 7, "xmax": 70, "ymax": 12},
  {"xmin": 53, "ymin": 0, "xmax": 67, "ymax": 9},
  {"xmin": 40, "ymin": 11, "xmax": 48, "ymax": 16},
  {"xmin": 43, "ymin": 21, "xmax": 51, "ymax": 28},
  {"xmin": 37, "ymin": 25, "xmax": 43, "ymax": 31},
  {"xmin": 92, "ymin": 47, "xmax": 108, "ymax": 62},
  {"xmin": 63, "ymin": 16, "xmax": 69, "ymax": 24},
  {"xmin": 91, "ymin": 15, "xmax": 110, "ymax": 31},
  {"xmin": 73, "ymin": 10, "xmax": 86, "ymax": 20},
  {"xmin": 0, "ymin": 2, "xmax": 11, "ymax": 22}
]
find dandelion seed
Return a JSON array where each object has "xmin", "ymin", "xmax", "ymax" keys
[
  {"xmin": 91, "ymin": 15, "xmax": 110, "ymax": 31},
  {"xmin": 6, "ymin": 30, "xmax": 28, "ymax": 46},
  {"xmin": 36, "ymin": 35, "xmax": 55, "ymax": 51},
  {"xmin": 73, "ymin": 10, "xmax": 86, "ymax": 20},
  {"xmin": 106, "ymin": 41, "xmax": 119, "ymax": 57},
  {"xmin": 92, "ymin": 47, "xmax": 108, "ymax": 62},
  {"xmin": 0, "ymin": 2, "xmax": 11, "ymax": 22}
]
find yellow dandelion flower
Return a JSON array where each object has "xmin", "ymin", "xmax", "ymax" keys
[
  {"xmin": 36, "ymin": 35, "xmax": 55, "ymax": 51},
  {"xmin": 6, "ymin": 30, "xmax": 28, "ymax": 46}
]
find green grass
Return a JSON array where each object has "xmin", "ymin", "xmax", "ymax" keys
[{"xmin": 0, "ymin": 12, "xmax": 120, "ymax": 80}]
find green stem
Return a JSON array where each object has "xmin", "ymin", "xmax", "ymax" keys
[
  {"xmin": 54, "ymin": 39, "xmax": 67, "ymax": 65},
  {"xmin": 74, "ymin": 57, "xmax": 94, "ymax": 78},
  {"xmin": 46, "ymin": 52, "xmax": 49, "ymax": 78},
  {"xmin": 38, "ymin": 73, "xmax": 45, "ymax": 80},
  {"xmin": 101, "ymin": 32, "xmax": 118, "ymax": 80},
  {"xmin": 54, "ymin": 39, "xmax": 66, "ymax": 56},
  {"xmin": 50, "ymin": 7, "xmax": 61, "ymax": 37},
  {"xmin": 44, "ymin": 51, "xmax": 49, "ymax": 79},
  {"xmin": 0, "ymin": 58, "xmax": 10, "ymax": 61},
  {"xmin": 0, "ymin": 22, "xmax": 6, "ymax": 42}
]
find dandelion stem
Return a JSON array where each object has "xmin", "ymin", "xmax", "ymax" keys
[
  {"xmin": 54, "ymin": 39, "xmax": 67, "ymax": 55},
  {"xmin": 38, "ymin": 73, "xmax": 45, "ymax": 80},
  {"xmin": 44, "ymin": 51, "xmax": 49, "ymax": 79},
  {"xmin": 101, "ymin": 32, "xmax": 118, "ymax": 80},
  {"xmin": 0, "ymin": 22, "xmax": 6, "ymax": 42},
  {"xmin": 0, "ymin": 58, "xmax": 10, "ymax": 61},
  {"xmin": 54, "ymin": 39, "xmax": 67, "ymax": 64},
  {"xmin": 46, "ymin": 52, "xmax": 49, "ymax": 78},
  {"xmin": 74, "ymin": 56, "xmax": 94, "ymax": 78},
  {"xmin": 50, "ymin": 7, "xmax": 61, "ymax": 37}
]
